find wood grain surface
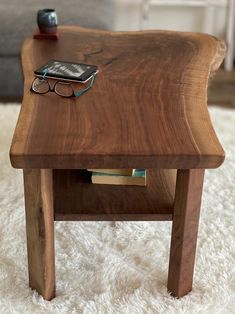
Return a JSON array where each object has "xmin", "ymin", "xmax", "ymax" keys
[
  {"xmin": 23, "ymin": 169, "xmax": 55, "ymax": 300},
  {"xmin": 10, "ymin": 26, "xmax": 225, "ymax": 169},
  {"xmin": 167, "ymin": 169, "xmax": 205, "ymax": 297},
  {"xmin": 53, "ymin": 169, "xmax": 176, "ymax": 221}
]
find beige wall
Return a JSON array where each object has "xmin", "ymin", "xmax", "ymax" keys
[{"xmin": 113, "ymin": 1, "xmax": 227, "ymax": 38}]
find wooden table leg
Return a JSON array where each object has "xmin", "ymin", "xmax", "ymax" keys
[
  {"xmin": 23, "ymin": 169, "xmax": 55, "ymax": 300},
  {"xmin": 167, "ymin": 169, "xmax": 205, "ymax": 298}
]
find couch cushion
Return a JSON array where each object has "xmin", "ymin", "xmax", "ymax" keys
[
  {"xmin": 0, "ymin": 0, "xmax": 115, "ymax": 56},
  {"xmin": 0, "ymin": 57, "xmax": 23, "ymax": 98}
]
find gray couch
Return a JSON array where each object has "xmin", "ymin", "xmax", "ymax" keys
[{"xmin": 0, "ymin": 0, "xmax": 115, "ymax": 100}]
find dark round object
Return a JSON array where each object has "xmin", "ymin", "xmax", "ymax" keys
[{"xmin": 37, "ymin": 9, "xmax": 58, "ymax": 34}]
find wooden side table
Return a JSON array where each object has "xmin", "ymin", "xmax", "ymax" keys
[{"xmin": 10, "ymin": 26, "xmax": 225, "ymax": 300}]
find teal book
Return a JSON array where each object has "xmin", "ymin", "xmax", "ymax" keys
[{"xmin": 91, "ymin": 169, "xmax": 146, "ymax": 186}]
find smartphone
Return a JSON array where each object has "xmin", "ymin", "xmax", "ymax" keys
[{"xmin": 34, "ymin": 59, "xmax": 98, "ymax": 83}]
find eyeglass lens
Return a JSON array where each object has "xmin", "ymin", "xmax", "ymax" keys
[
  {"xmin": 32, "ymin": 78, "xmax": 50, "ymax": 94},
  {"xmin": 55, "ymin": 82, "xmax": 74, "ymax": 97}
]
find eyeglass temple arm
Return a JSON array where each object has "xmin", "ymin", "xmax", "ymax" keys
[
  {"xmin": 42, "ymin": 68, "xmax": 49, "ymax": 79},
  {"xmin": 74, "ymin": 75, "xmax": 95, "ymax": 97}
]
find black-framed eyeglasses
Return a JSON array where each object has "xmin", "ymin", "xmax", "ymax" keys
[{"xmin": 30, "ymin": 69, "xmax": 95, "ymax": 98}]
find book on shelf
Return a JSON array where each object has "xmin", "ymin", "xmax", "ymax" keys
[
  {"xmin": 90, "ymin": 169, "xmax": 146, "ymax": 186},
  {"xmin": 87, "ymin": 169, "xmax": 133, "ymax": 176}
]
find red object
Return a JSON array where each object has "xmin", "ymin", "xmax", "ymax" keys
[{"xmin": 33, "ymin": 28, "xmax": 59, "ymax": 40}]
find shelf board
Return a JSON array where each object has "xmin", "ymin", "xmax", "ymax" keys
[{"xmin": 53, "ymin": 169, "xmax": 176, "ymax": 221}]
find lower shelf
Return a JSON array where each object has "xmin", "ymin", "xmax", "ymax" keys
[{"xmin": 53, "ymin": 169, "xmax": 176, "ymax": 221}]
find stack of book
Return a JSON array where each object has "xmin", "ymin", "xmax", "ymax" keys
[{"xmin": 87, "ymin": 169, "xmax": 146, "ymax": 186}]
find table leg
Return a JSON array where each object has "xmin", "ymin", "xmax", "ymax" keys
[
  {"xmin": 167, "ymin": 169, "xmax": 205, "ymax": 297},
  {"xmin": 23, "ymin": 169, "xmax": 55, "ymax": 300}
]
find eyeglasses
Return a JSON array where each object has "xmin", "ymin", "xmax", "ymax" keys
[{"xmin": 31, "ymin": 69, "xmax": 95, "ymax": 98}]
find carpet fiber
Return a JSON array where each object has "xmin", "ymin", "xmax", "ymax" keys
[{"xmin": 0, "ymin": 105, "xmax": 234, "ymax": 314}]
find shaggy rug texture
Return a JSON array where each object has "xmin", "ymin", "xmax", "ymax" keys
[{"xmin": 0, "ymin": 104, "xmax": 234, "ymax": 314}]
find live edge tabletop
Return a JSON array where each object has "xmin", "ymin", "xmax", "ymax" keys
[{"xmin": 10, "ymin": 26, "xmax": 225, "ymax": 170}]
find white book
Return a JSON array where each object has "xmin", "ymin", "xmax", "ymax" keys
[{"xmin": 91, "ymin": 169, "xmax": 146, "ymax": 186}]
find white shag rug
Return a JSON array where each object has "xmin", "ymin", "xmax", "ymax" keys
[{"xmin": 0, "ymin": 104, "xmax": 234, "ymax": 314}]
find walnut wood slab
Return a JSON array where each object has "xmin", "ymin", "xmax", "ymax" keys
[{"xmin": 10, "ymin": 26, "xmax": 225, "ymax": 169}]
